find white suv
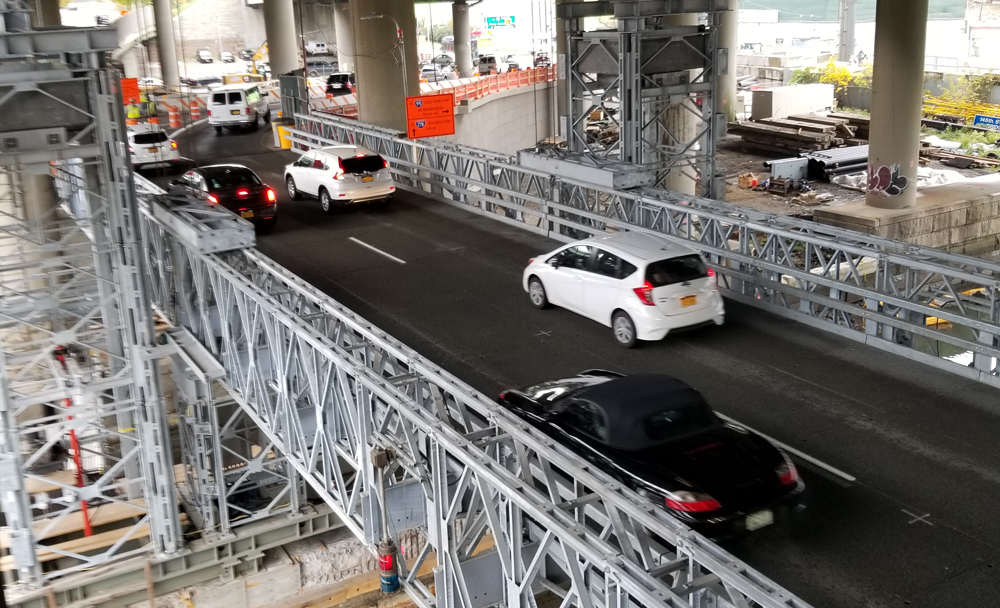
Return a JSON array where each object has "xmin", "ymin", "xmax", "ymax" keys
[
  {"xmin": 523, "ymin": 232, "xmax": 725, "ymax": 347},
  {"xmin": 208, "ymin": 84, "xmax": 271, "ymax": 133},
  {"xmin": 127, "ymin": 124, "xmax": 180, "ymax": 169},
  {"xmin": 284, "ymin": 146, "xmax": 395, "ymax": 213}
]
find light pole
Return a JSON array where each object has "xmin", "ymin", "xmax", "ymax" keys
[{"xmin": 361, "ymin": 13, "xmax": 409, "ymax": 98}]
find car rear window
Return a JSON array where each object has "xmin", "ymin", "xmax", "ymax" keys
[
  {"xmin": 643, "ymin": 402, "xmax": 716, "ymax": 443},
  {"xmin": 228, "ymin": 92, "xmax": 243, "ymax": 104},
  {"xmin": 212, "ymin": 93, "xmax": 226, "ymax": 104},
  {"xmin": 204, "ymin": 169, "xmax": 261, "ymax": 189},
  {"xmin": 132, "ymin": 132, "xmax": 169, "ymax": 144},
  {"xmin": 328, "ymin": 74, "xmax": 350, "ymax": 84},
  {"xmin": 645, "ymin": 254, "xmax": 708, "ymax": 287},
  {"xmin": 341, "ymin": 155, "xmax": 385, "ymax": 174}
]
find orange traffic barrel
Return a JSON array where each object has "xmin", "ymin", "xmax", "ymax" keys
[
  {"xmin": 168, "ymin": 105, "xmax": 181, "ymax": 128},
  {"xmin": 190, "ymin": 98, "xmax": 202, "ymax": 120}
]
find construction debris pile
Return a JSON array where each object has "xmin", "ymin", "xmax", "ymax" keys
[
  {"xmin": 585, "ymin": 108, "xmax": 619, "ymax": 149},
  {"xmin": 919, "ymin": 137, "xmax": 1000, "ymax": 170},
  {"xmin": 729, "ymin": 112, "xmax": 870, "ymax": 153}
]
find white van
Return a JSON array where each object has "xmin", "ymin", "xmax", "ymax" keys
[
  {"xmin": 305, "ymin": 41, "xmax": 328, "ymax": 55},
  {"xmin": 208, "ymin": 83, "xmax": 271, "ymax": 134}
]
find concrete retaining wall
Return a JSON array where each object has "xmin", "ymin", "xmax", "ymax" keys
[{"xmin": 441, "ymin": 82, "xmax": 554, "ymax": 156}]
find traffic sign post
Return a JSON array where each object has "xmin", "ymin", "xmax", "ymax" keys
[
  {"xmin": 972, "ymin": 114, "xmax": 1000, "ymax": 131},
  {"xmin": 405, "ymin": 93, "xmax": 455, "ymax": 139}
]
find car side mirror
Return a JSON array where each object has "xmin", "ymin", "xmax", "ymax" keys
[{"xmin": 548, "ymin": 259, "xmax": 560, "ymax": 269}]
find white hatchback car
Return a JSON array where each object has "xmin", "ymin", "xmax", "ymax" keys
[
  {"xmin": 523, "ymin": 232, "xmax": 725, "ymax": 347},
  {"xmin": 127, "ymin": 124, "xmax": 180, "ymax": 169},
  {"xmin": 283, "ymin": 146, "xmax": 395, "ymax": 213}
]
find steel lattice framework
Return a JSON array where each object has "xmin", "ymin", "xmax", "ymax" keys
[
  {"xmin": 135, "ymin": 175, "xmax": 814, "ymax": 608},
  {"xmin": 290, "ymin": 113, "xmax": 1000, "ymax": 388}
]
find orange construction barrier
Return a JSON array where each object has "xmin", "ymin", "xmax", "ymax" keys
[
  {"xmin": 190, "ymin": 98, "xmax": 202, "ymax": 120},
  {"xmin": 168, "ymin": 105, "xmax": 181, "ymax": 128},
  {"xmin": 148, "ymin": 115, "xmax": 159, "ymax": 125}
]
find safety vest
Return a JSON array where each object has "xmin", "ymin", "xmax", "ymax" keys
[
  {"xmin": 126, "ymin": 104, "xmax": 141, "ymax": 119},
  {"xmin": 140, "ymin": 93, "xmax": 155, "ymax": 115}
]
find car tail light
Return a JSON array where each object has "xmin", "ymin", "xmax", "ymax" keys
[
  {"xmin": 208, "ymin": 110, "xmax": 212, "ymax": 116},
  {"xmin": 237, "ymin": 189, "xmax": 249, "ymax": 197},
  {"xmin": 707, "ymin": 267, "xmax": 718, "ymax": 291},
  {"xmin": 207, "ymin": 194, "xmax": 219, "ymax": 204},
  {"xmin": 266, "ymin": 188, "xmax": 276, "ymax": 202},
  {"xmin": 707, "ymin": 268, "xmax": 715, "ymax": 278},
  {"xmin": 333, "ymin": 157, "xmax": 345, "ymax": 180},
  {"xmin": 383, "ymin": 159, "xmax": 389, "ymax": 169},
  {"xmin": 665, "ymin": 491, "xmax": 721, "ymax": 513},
  {"xmin": 498, "ymin": 392, "xmax": 506, "ymax": 401},
  {"xmin": 777, "ymin": 459, "xmax": 799, "ymax": 486},
  {"xmin": 170, "ymin": 141, "xmax": 178, "ymax": 150},
  {"xmin": 528, "ymin": 258, "xmax": 534, "ymax": 263},
  {"xmin": 633, "ymin": 281, "xmax": 656, "ymax": 306},
  {"xmin": 245, "ymin": 108, "xmax": 250, "ymax": 115}
]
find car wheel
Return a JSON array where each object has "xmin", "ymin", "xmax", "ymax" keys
[
  {"xmin": 214, "ymin": 126, "xmax": 222, "ymax": 135},
  {"xmin": 286, "ymin": 176, "xmax": 301, "ymax": 200},
  {"xmin": 309, "ymin": 70, "xmax": 319, "ymax": 77},
  {"xmin": 612, "ymin": 311, "xmax": 637, "ymax": 348},
  {"xmin": 319, "ymin": 188, "xmax": 334, "ymax": 214},
  {"xmin": 528, "ymin": 277, "xmax": 548, "ymax": 309},
  {"xmin": 264, "ymin": 110, "xmax": 271, "ymax": 123},
  {"xmin": 250, "ymin": 115, "xmax": 259, "ymax": 130}
]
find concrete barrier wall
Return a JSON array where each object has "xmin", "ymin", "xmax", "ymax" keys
[{"xmin": 441, "ymin": 82, "xmax": 554, "ymax": 156}]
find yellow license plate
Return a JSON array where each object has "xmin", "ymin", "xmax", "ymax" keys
[
  {"xmin": 230, "ymin": 109, "xmax": 241, "ymax": 115},
  {"xmin": 147, "ymin": 147, "xmax": 158, "ymax": 153},
  {"xmin": 362, "ymin": 175, "xmax": 374, "ymax": 183},
  {"xmin": 240, "ymin": 210, "xmax": 254, "ymax": 218},
  {"xmin": 681, "ymin": 296, "xmax": 697, "ymax": 307}
]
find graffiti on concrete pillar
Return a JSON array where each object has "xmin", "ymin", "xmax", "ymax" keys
[{"xmin": 867, "ymin": 163, "xmax": 909, "ymax": 197}]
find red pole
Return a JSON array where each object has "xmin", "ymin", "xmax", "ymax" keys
[{"xmin": 54, "ymin": 348, "xmax": 92, "ymax": 537}]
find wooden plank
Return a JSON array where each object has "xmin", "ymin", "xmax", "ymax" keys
[
  {"xmin": 757, "ymin": 118, "xmax": 836, "ymax": 133},
  {"xmin": 0, "ymin": 499, "xmax": 148, "ymax": 549},
  {"xmin": 23, "ymin": 470, "xmax": 78, "ymax": 495},
  {"xmin": 731, "ymin": 122, "xmax": 834, "ymax": 142},
  {"xmin": 828, "ymin": 112, "xmax": 871, "ymax": 125},
  {"xmin": 787, "ymin": 114, "xmax": 848, "ymax": 126},
  {"xmin": 0, "ymin": 514, "xmax": 188, "ymax": 572}
]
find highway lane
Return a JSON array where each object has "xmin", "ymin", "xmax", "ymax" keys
[{"xmin": 150, "ymin": 122, "xmax": 1000, "ymax": 608}]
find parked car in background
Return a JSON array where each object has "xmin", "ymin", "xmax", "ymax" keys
[
  {"xmin": 238, "ymin": 49, "xmax": 254, "ymax": 60},
  {"xmin": 325, "ymin": 72, "xmax": 355, "ymax": 96},
  {"xmin": 136, "ymin": 77, "xmax": 163, "ymax": 88},
  {"xmin": 127, "ymin": 123, "xmax": 180, "ymax": 170},
  {"xmin": 522, "ymin": 232, "xmax": 725, "ymax": 347},
  {"xmin": 197, "ymin": 49, "xmax": 213, "ymax": 63},
  {"xmin": 305, "ymin": 41, "xmax": 329, "ymax": 55},
  {"xmin": 284, "ymin": 145, "xmax": 394, "ymax": 213},
  {"xmin": 534, "ymin": 52, "xmax": 552, "ymax": 67},
  {"xmin": 168, "ymin": 165, "xmax": 278, "ymax": 232},
  {"xmin": 220, "ymin": 51, "xmax": 235, "ymax": 63},
  {"xmin": 431, "ymin": 53, "xmax": 455, "ymax": 66},
  {"xmin": 208, "ymin": 83, "xmax": 271, "ymax": 133},
  {"xmin": 477, "ymin": 54, "xmax": 508, "ymax": 74},
  {"xmin": 497, "ymin": 371, "xmax": 805, "ymax": 538},
  {"xmin": 306, "ymin": 60, "xmax": 338, "ymax": 77}
]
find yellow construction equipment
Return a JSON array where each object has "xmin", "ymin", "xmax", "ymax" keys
[
  {"xmin": 250, "ymin": 42, "xmax": 268, "ymax": 75},
  {"xmin": 923, "ymin": 95, "xmax": 1000, "ymax": 124}
]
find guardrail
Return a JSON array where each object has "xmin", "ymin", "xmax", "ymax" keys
[{"xmin": 289, "ymin": 112, "xmax": 1000, "ymax": 388}]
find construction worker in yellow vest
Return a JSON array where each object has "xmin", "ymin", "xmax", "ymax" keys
[
  {"xmin": 126, "ymin": 99, "xmax": 141, "ymax": 122},
  {"xmin": 139, "ymin": 92, "xmax": 156, "ymax": 117}
]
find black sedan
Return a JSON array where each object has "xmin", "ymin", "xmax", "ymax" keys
[
  {"xmin": 169, "ymin": 164, "xmax": 278, "ymax": 233},
  {"xmin": 498, "ymin": 372, "xmax": 804, "ymax": 538}
]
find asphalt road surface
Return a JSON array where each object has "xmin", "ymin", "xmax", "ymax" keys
[{"xmin": 148, "ymin": 122, "xmax": 1000, "ymax": 608}]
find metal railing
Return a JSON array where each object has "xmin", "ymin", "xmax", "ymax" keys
[
  {"xmin": 113, "ymin": 5, "xmax": 155, "ymax": 58},
  {"xmin": 289, "ymin": 113, "xmax": 1000, "ymax": 388}
]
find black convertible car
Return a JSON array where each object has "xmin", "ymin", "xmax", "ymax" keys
[{"xmin": 498, "ymin": 371, "xmax": 804, "ymax": 537}]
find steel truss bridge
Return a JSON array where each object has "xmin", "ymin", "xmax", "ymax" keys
[{"xmin": 2, "ymin": 12, "xmax": 999, "ymax": 608}]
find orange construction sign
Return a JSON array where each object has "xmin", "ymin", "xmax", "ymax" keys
[
  {"xmin": 120, "ymin": 77, "xmax": 140, "ymax": 105},
  {"xmin": 405, "ymin": 93, "xmax": 455, "ymax": 139}
]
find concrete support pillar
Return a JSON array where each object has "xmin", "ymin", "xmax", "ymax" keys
[
  {"xmin": 21, "ymin": 171, "xmax": 61, "ymax": 293},
  {"xmin": 865, "ymin": 0, "xmax": 928, "ymax": 210},
  {"xmin": 152, "ymin": 0, "xmax": 179, "ymax": 87},
  {"xmin": 555, "ymin": 0, "xmax": 568, "ymax": 141},
  {"xmin": 334, "ymin": 1, "xmax": 355, "ymax": 72},
  {"xmin": 839, "ymin": 0, "xmax": 858, "ymax": 62},
  {"xmin": 33, "ymin": 0, "xmax": 60, "ymax": 27},
  {"xmin": 352, "ymin": 0, "xmax": 420, "ymax": 132},
  {"xmin": 453, "ymin": 0, "xmax": 473, "ymax": 78},
  {"xmin": 662, "ymin": 13, "xmax": 698, "ymax": 195},
  {"xmin": 716, "ymin": 0, "xmax": 738, "ymax": 122},
  {"xmin": 263, "ymin": 0, "xmax": 300, "ymax": 77}
]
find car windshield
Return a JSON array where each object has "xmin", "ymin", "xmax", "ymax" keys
[
  {"xmin": 328, "ymin": 74, "xmax": 350, "ymax": 84},
  {"xmin": 204, "ymin": 168, "xmax": 260, "ymax": 189},
  {"xmin": 341, "ymin": 155, "xmax": 385, "ymax": 174},
  {"xmin": 645, "ymin": 254, "xmax": 708, "ymax": 287},
  {"xmin": 132, "ymin": 132, "xmax": 169, "ymax": 144},
  {"xmin": 643, "ymin": 402, "xmax": 717, "ymax": 443}
]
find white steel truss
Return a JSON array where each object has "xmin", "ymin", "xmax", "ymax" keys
[{"xmin": 289, "ymin": 113, "xmax": 1000, "ymax": 389}]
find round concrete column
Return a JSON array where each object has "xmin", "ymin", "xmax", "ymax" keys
[
  {"xmin": 352, "ymin": 0, "xmax": 420, "ymax": 132},
  {"xmin": 334, "ymin": 1, "xmax": 355, "ymax": 72},
  {"xmin": 152, "ymin": 0, "xmax": 179, "ymax": 87},
  {"xmin": 661, "ymin": 14, "xmax": 698, "ymax": 195},
  {"xmin": 865, "ymin": 0, "xmax": 928, "ymax": 210},
  {"xmin": 263, "ymin": 0, "xmax": 300, "ymax": 77},
  {"xmin": 453, "ymin": 0, "xmax": 473, "ymax": 78},
  {"xmin": 716, "ymin": 0, "xmax": 738, "ymax": 122}
]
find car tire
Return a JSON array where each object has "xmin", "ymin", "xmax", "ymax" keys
[
  {"xmin": 319, "ymin": 188, "xmax": 334, "ymax": 214},
  {"xmin": 214, "ymin": 126, "xmax": 222, "ymax": 135},
  {"xmin": 250, "ymin": 115, "xmax": 259, "ymax": 130},
  {"xmin": 612, "ymin": 311, "xmax": 637, "ymax": 348},
  {"xmin": 309, "ymin": 70, "xmax": 319, "ymax": 77},
  {"xmin": 286, "ymin": 176, "xmax": 301, "ymax": 200},
  {"xmin": 528, "ymin": 277, "xmax": 549, "ymax": 309},
  {"xmin": 264, "ymin": 110, "xmax": 271, "ymax": 123}
]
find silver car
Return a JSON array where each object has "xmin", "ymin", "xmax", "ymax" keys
[{"xmin": 284, "ymin": 146, "xmax": 395, "ymax": 213}]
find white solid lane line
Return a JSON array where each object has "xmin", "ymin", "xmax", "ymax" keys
[
  {"xmin": 349, "ymin": 237, "xmax": 407, "ymax": 264},
  {"xmin": 716, "ymin": 413, "xmax": 858, "ymax": 483}
]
